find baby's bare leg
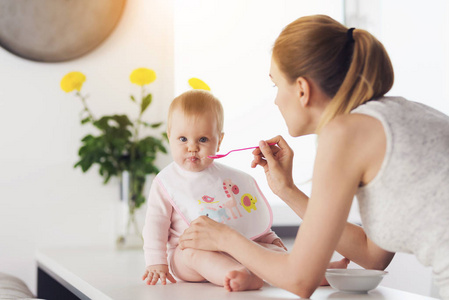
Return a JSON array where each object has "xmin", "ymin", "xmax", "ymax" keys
[
  {"xmin": 171, "ymin": 246, "xmax": 206, "ymax": 282},
  {"xmin": 172, "ymin": 246, "xmax": 263, "ymax": 290}
]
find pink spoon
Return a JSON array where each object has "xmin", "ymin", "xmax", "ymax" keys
[{"xmin": 208, "ymin": 143, "xmax": 276, "ymax": 159}]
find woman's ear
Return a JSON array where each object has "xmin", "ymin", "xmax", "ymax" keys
[
  {"xmin": 297, "ymin": 77, "xmax": 311, "ymax": 107},
  {"xmin": 217, "ymin": 132, "xmax": 224, "ymax": 152}
]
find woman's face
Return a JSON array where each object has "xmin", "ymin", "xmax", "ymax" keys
[{"xmin": 269, "ymin": 58, "xmax": 312, "ymax": 136}]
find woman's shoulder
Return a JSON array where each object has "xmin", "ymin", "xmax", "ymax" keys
[
  {"xmin": 326, "ymin": 96, "xmax": 406, "ymax": 138},
  {"xmin": 319, "ymin": 113, "xmax": 386, "ymax": 185},
  {"xmin": 322, "ymin": 112, "xmax": 382, "ymax": 140},
  {"xmin": 319, "ymin": 114, "xmax": 381, "ymax": 163}
]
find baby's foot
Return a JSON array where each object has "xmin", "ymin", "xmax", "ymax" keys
[
  {"xmin": 223, "ymin": 269, "xmax": 264, "ymax": 292},
  {"xmin": 328, "ymin": 257, "xmax": 350, "ymax": 269},
  {"xmin": 320, "ymin": 258, "xmax": 350, "ymax": 286}
]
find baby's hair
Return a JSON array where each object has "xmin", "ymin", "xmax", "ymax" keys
[
  {"xmin": 272, "ymin": 15, "xmax": 394, "ymax": 133},
  {"xmin": 167, "ymin": 89, "xmax": 224, "ymax": 135}
]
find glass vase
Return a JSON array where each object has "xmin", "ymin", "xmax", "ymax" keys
[{"xmin": 116, "ymin": 171, "xmax": 144, "ymax": 249}]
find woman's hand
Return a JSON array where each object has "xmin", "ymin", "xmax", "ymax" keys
[
  {"xmin": 251, "ymin": 135, "xmax": 295, "ymax": 198},
  {"xmin": 179, "ymin": 216, "xmax": 234, "ymax": 252}
]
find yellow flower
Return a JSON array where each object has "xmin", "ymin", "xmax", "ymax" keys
[
  {"xmin": 60, "ymin": 71, "xmax": 86, "ymax": 93},
  {"xmin": 188, "ymin": 78, "xmax": 210, "ymax": 91},
  {"xmin": 130, "ymin": 68, "xmax": 156, "ymax": 86}
]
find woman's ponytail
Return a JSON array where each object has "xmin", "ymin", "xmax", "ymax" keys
[{"xmin": 316, "ymin": 28, "xmax": 394, "ymax": 132}]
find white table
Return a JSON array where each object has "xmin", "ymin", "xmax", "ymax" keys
[{"xmin": 36, "ymin": 246, "xmax": 438, "ymax": 300}]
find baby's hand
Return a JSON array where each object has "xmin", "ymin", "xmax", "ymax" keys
[
  {"xmin": 142, "ymin": 264, "xmax": 177, "ymax": 285},
  {"xmin": 272, "ymin": 238, "xmax": 288, "ymax": 251}
]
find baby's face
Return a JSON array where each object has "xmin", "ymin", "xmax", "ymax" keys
[{"xmin": 168, "ymin": 109, "xmax": 223, "ymax": 172}]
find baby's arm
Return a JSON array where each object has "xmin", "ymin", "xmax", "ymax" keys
[
  {"xmin": 142, "ymin": 179, "xmax": 175, "ymax": 285},
  {"xmin": 142, "ymin": 264, "xmax": 177, "ymax": 285},
  {"xmin": 255, "ymin": 229, "xmax": 288, "ymax": 251}
]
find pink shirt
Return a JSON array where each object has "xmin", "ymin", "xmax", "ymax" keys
[{"xmin": 143, "ymin": 177, "xmax": 280, "ymax": 267}]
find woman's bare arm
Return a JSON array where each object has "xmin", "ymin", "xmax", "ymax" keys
[
  {"xmin": 268, "ymin": 179, "xmax": 394, "ymax": 270},
  {"xmin": 252, "ymin": 127, "xmax": 394, "ymax": 270}
]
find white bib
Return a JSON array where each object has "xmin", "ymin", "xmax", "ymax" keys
[{"xmin": 155, "ymin": 162, "xmax": 273, "ymax": 240}]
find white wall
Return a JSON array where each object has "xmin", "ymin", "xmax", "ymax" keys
[{"xmin": 0, "ymin": 0, "xmax": 174, "ymax": 294}]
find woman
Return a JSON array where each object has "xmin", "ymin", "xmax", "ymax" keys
[{"xmin": 179, "ymin": 15, "xmax": 449, "ymax": 299}]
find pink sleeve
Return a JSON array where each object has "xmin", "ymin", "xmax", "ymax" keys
[
  {"xmin": 142, "ymin": 178, "xmax": 173, "ymax": 267},
  {"xmin": 253, "ymin": 228, "xmax": 280, "ymax": 244}
]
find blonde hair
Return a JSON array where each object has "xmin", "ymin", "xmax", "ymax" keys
[
  {"xmin": 272, "ymin": 15, "xmax": 394, "ymax": 133},
  {"xmin": 167, "ymin": 89, "xmax": 224, "ymax": 134}
]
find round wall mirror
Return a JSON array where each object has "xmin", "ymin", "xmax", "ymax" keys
[{"xmin": 0, "ymin": 0, "xmax": 126, "ymax": 62}]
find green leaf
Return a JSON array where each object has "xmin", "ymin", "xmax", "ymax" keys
[
  {"xmin": 93, "ymin": 115, "xmax": 133, "ymax": 137},
  {"xmin": 141, "ymin": 94, "xmax": 152, "ymax": 114},
  {"xmin": 93, "ymin": 117, "xmax": 111, "ymax": 131},
  {"xmin": 158, "ymin": 143, "xmax": 167, "ymax": 154},
  {"xmin": 80, "ymin": 134, "xmax": 95, "ymax": 143},
  {"xmin": 150, "ymin": 122, "xmax": 163, "ymax": 128},
  {"xmin": 138, "ymin": 121, "xmax": 150, "ymax": 127},
  {"xmin": 134, "ymin": 194, "xmax": 146, "ymax": 209},
  {"xmin": 130, "ymin": 95, "xmax": 136, "ymax": 102},
  {"xmin": 162, "ymin": 132, "xmax": 168, "ymax": 142},
  {"xmin": 81, "ymin": 116, "xmax": 91, "ymax": 124},
  {"xmin": 138, "ymin": 121, "xmax": 163, "ymax": 129}
]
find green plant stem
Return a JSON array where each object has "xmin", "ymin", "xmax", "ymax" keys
[
  {"xmin": 129, "ymin": 86, "xmax": 146, "ymax": 206},
  {"xmin": 76, "ymin": 92, "xmax": 96, "ymax": 122},
  {"xmin": 135, "ymin": 86, "xmax": 145, "ymax": 141}
]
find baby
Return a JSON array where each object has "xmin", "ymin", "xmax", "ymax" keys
[{"xmin": 141, "ymin": 89, "xmax": 287, "ymax": 291}]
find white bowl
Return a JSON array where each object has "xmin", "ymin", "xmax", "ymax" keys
[{"xmin": 325, "ymin": 269, "xmax": 388, "ymax": 293}]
